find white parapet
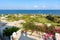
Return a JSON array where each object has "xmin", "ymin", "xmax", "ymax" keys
[{"xmin": 55, "ymin": 33, "xmax": 60, "ymax": 40}]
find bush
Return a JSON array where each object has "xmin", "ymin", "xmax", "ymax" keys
[
  {"xmin": 23, "ymin": 22, "xmax": 36, "ymax": 32},
  {"xmin": 3, "ymin": 26, "xmax": 20, "ymax": 37},
  {"xmin": 46, "ymin": 15, "xmax": 54, "ymax": 21}
]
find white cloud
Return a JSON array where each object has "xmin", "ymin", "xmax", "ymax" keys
[
  {"xmin": 33, "ymin": 5, "xmax": 39, "ymax": 8},
  {"xmin": 42, "ymin": 5, "xmax": 46, "ymax": 9}
]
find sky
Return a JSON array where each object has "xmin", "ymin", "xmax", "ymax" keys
[{"xmin": 0, "ymin": 0, "xmax": 60, "ymax": 10}]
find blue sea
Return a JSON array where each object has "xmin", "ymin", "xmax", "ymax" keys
[{"xmin": 0, "ymin": 10, "xmax": 60, "ymax": 15}]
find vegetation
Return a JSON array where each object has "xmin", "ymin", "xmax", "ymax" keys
[
  {"xmin": 0, "ymin": 14, "xmax": 59, "ymax": 26},
  {"xmin": 0, "ymin": 14, "xmax": 59, "ymax": 35},
  {"xmin": 3, "ymin": 26, "xmax": 20, "ymax": 37},
  {"xmin": 46, "ymin": 15, "xmax": 54, "ymax": 22},
  {"xmin": 23, "ymin": 21, "xmax": 55, "ymax": 35},
  {"xmin": 46, "ymin": 15, "xmax": 60, "ymax": 23},
  {"xmin": 6, "ymin": 14, "xmax": 21, "ymax": 21}
]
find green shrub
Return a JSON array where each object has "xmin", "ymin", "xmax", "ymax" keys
[
  {"xmin": 46, "ymin": 15, "xmax": 54, "ymax": 21},
  {"xmin": 3, "ymin": 26, "xmax": 20, "ymax": 37}
]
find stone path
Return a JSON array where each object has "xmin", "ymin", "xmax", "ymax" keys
[
  {"xmin": 19, "ymin": 32, "xmax": 43, "ymax": 40},
  {"xmin": 11, "ymin": 30, "xmax": 43, "ymax": 40},
  {"xmin": 19, "ymin": 33, "xmax": 35, "ymax": 40}
]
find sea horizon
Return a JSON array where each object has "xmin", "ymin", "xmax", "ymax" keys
[{"xmin": 0, "ymin": 10, "xmax": 60, "ymax": 15}]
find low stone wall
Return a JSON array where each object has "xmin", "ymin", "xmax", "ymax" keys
[{"xmin": 10, "ymin": 30, "xmax": 21, "ymax": 40}]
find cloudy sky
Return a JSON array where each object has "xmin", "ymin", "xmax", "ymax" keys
[{"xmin": 0, "ymin": 0, "xmax": 60, "ymax": 10}]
